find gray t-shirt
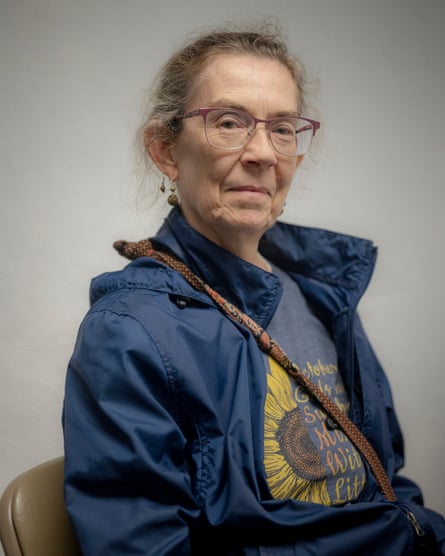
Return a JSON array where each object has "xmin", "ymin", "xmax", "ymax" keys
[{"xmin": 262, "ymin": 264, "xmax": 366, "ymax": 505}]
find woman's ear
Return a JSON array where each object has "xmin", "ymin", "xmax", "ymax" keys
[{"xmin": 144, "ymin": 122, "xmax": 179, "ymax": 181}]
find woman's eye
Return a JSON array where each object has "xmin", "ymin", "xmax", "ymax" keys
[
  {"xmin": 220, "ymin": 119, "xmax": 238, "ymax": 129},
  {"xmin": 273, "ymin": 123, "xmax": 295, "ymax": 136},
  {"xmin": 217, "ymin": 116, "xmax": 244, "ymax": 129},
  {"xmin": 211, "ymin": 111, "xmax": 249, "ymax": 129}
]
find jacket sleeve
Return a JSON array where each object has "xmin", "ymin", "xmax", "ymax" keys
[{"xmin": 62, "ymin": 305, "xmax": 201, "ymax": 556}]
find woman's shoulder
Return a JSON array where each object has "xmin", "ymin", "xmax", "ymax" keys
[
  {"xmin": 90, "ymin": 258, "xmax": 188, "ymax": 301},
  {"xmin": 87, "ymin": 257, "xmax": 212, "ymax": 321}
]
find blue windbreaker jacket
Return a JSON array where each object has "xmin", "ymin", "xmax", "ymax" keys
[{"xmin": 63, "ymin": 207, "xmax": 445, "ymax": 555}]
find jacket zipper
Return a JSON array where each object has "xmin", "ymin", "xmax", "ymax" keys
[{"xmin": 405, "ymin": 509, "xmax": 426, "ymax": 540}]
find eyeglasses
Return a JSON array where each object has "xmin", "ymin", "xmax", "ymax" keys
[{"xmin": 175, "ymin": 107, "xmax": 320, "ymax": 157}]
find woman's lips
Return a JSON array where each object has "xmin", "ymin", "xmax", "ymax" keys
[{"xmin": 228, "ymin": 185, "xmax": 271, "ymax": 195}]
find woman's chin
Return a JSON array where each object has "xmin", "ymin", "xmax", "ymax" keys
[{"xmin": 221, "ymin": 207, "xmax": 276, "ymax": 234}]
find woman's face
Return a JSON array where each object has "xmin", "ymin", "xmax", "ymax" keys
[{"xmin": 168, "ymin": 54, "xmax": 303, "ymax": 250}]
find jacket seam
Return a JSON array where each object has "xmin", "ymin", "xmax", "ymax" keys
[{"xmin": 89, "ymin": 304, "xmax": 186, "ymax": 427}]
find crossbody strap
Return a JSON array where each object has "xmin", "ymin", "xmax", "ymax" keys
[{"xmin": 114, "ymin": 238, "xmax": 397, "ymax": 502}]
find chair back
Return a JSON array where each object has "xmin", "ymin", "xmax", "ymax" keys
[{"xmin": 0, "ymin": 457, "xmax": 82, "ymax": 556}]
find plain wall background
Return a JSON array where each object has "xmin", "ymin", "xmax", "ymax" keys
[{"xmin": 1, "ymin": 0, "xmax": 444, "ymax": 540}]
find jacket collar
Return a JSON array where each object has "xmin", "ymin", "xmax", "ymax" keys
[
  {"xmin": 152, "ymin": 208, "xmax": 283, "ymax": 327},
  {"xmin": 151, "ymin": 207, "xmax": 377, "ymax": 327}
]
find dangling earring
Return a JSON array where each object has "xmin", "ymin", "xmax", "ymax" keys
[
  {"xmin": 160, "ymin": 175, "xmax": 179, "ymax": 206},
  {"xmin": 167, "ymin": 181, "xmax": 179, "ymax": 206}
]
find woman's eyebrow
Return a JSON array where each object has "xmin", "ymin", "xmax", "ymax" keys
[{"xmin": 206, "ymin": 100, "xmax": 246, "ymax": 110}]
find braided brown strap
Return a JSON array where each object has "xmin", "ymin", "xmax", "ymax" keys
[{"xmin": 114, "ymin": 238, "xmax": 397, "ymax": 502}]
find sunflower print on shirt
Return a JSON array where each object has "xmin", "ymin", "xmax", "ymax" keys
[{"xmin": 264, "ymin": 357, "xmax": 366, "ymax": 505}]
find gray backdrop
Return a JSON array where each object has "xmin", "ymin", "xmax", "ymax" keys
[{"xmin": 1, "ymin": 0, "xmax": 444, "ymax": 541}]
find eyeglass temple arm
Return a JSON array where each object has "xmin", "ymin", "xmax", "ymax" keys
[
  {"xmin": 296, "ymin": 119, "xmax": 321, "ymax": 135},
  {"xmin": 175, "ymin": 109, "xmax": 202, "ymax": 120}
]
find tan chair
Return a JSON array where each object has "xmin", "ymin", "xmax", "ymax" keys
[{"xmin": 0, "ymin": 456, "xmax": 82, "ymax": 556}]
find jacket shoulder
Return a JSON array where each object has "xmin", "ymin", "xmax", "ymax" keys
[{"xmin": 88, "ymin": 257, "xmax": 209, "ymax": 309}]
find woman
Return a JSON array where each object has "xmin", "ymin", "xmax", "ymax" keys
[{"xmin": 62, "ymin": 23, "xmax": 445, "ymax": 555}]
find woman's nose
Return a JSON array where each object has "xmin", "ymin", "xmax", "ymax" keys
[{"xmin": 241, "ymin": 125, "xmax": 277, "ymax": 167}]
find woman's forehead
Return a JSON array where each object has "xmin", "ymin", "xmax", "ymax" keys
[{"xmin": 188, "ymin": 53, "xmax": 299, "ymax": 110}]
